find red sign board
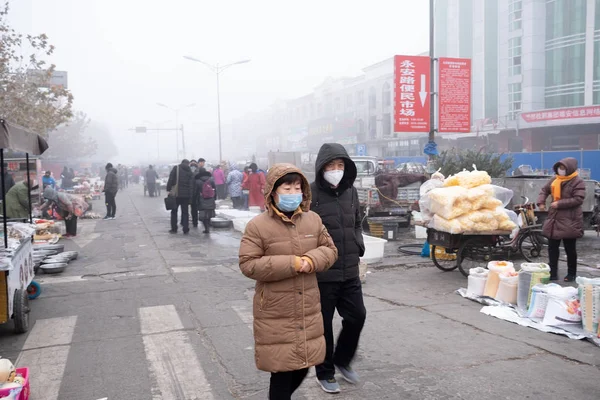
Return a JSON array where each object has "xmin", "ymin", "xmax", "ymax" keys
[
  {"xmin": 394, "ymin": 55, "xmax": 431, "ymax": 133},
  {"xmin": 438, "ymin": 57, "xmax": 472, "ymax": 133},
  {"xmin": 521, "ymin": 106, "xmax": 600, "ymax": 123}
]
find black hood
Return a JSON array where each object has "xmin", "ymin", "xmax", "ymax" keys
[
  {"xmin": 315, "ymin": 143, "xmax": 357, "ymax": 190},
  {"xmin": 107, "ymin": 168, "xmax": 118, "ymax": 174},
  {"xmin": 179, "ymin": 164, "xmax": 191, "ymax": 173}
]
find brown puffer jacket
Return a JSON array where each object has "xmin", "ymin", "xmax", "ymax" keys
[
  {"xmin": 239, "ymin": 163, "xmax": 338, "ymax": 373},
  {"xmin": 537, "ymin": 157, "xmax": 586, "ymax": 240}
]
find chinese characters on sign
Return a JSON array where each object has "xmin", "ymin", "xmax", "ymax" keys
[
  {"xmin": 521, "ymin": 106, "xmax": 600, "ymax": 123},
  {"xmin": 394, "ymin": 55, "xmax": 430, "ymax": 133},
  {"xmin": 438, "ymin": 58, "xmax": 471, "ymax": 133}
]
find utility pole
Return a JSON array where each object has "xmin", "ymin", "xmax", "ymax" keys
[
  {"xmin": 181, "ymin": 124, "xmax": 186, "ymax": 159},
  {"xmin": 429, "ymin": 0, "xmax": 436, "ymax": 145}
]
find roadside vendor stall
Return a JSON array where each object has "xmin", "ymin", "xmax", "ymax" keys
[{"xmin": 0, "ymin": 119, "xmax": 48, "ymax": 334}]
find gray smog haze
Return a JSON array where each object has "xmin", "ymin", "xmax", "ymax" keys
[{"xmin": 12, "ymin": 0, "xmax": 429, "ymax": 163}]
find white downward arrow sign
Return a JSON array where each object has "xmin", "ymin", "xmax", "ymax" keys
[{"xmin": 419, "ymin": 74, "xmax": 428, "ymax": 107}]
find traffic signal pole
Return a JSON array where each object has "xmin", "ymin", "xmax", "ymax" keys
[{"xmin": 429, "ymin": 0, "xmax": 436, "ymax": 145}]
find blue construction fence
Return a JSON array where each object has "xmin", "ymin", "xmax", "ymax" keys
[{"xmin": 385, "ymin": 150, "xmax": 600, "ymax": 181}]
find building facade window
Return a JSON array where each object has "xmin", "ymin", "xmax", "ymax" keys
[
  {"xmin": 368, "ymin": 87, "xmax": 377, "ymax": 110},
  {"xmin": 508, "ymin": 37, "xmax": 522, "ymax": 76},
  {"xmin": 368, "ymin": 116, "xmax": 377, "ymax": 139},
  {"xmin": 594, "ymin": 0, "xmax": 600, "ymax": 104},
  {"xmin": 508, "ymin": 0, "xmax": 522, "ymax": 32},
  {"xmin": 357, "ymin": 90, "xmax": 365, "ymax": 106},
  {"xmin": 346, "ymin": 93, "xmax": 353, "ymax": 109},
  {"xmin": 382, "ymin": 83, "xmax": 391, "ymax": 108},
  {"xmin": 545, "ymin": 0, "xmax": 586, "ymax": 108},
  {"xmin": 382, "ymin": 113, "xmax": 391, "ymax": 137},
  {"xmin": 508, "ymin": 83, "xmax": 522, "ymax": 120}
]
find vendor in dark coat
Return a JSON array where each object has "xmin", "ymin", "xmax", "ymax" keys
[
  {"xmin": 194, "ymin": 167, "xmax": 216, "ymax": 234},
  {"xmin": 167, "ymin": 159, "xmax": 195, "ymax": 234},
  {"xmin": 537, "ymin": 157, "xmax": 586, "ymax": 282},
  {"xmin": 145, "ymin": 165, "xmax": 159, "ymax": 197},
  {"xmin": 310, "ymin": 143, "xmax": 366, "ymax": 393}
]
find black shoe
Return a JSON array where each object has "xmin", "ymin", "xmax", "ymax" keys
[
  {"xmin": 550, "ymin": 275, "xmax": 558, "ymax": 281},
  {"xmin": 564, "ymin": 275, "xmax": 576, "ymax": 282},
  {"xmin": 193, "ymin": 225, "xmax": 198, "ymax": 228},
  {"xmin": 203, "ymin": 230, "xmax": 210, "ymax": 234},
  {"xmin": 169, "ymin": 230, "xmax": 177, "ymax": 234},
  {"xmin": 183, "ymin": 231, "xmax": 189, "ymax": 235}
]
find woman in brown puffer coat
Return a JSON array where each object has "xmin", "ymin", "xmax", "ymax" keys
[
  {"xmin": 239, "ymin": 163, "xmax": 338, "ymax": 400},
  {"xmin": 537, "ymin": 157, "xmax": 586, "ymax": 282}
]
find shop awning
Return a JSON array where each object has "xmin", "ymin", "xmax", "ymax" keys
[{"xmin": 0, "ymin": 119, "xmax": 49, "ymax": 155}]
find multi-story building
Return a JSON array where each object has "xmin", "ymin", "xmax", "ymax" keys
[{"xmin": 436, "ymin": 0, "xmax": 600, "ymax": 152}]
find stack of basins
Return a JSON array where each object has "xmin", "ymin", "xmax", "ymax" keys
[{"xmin": 32, "ymin": 244, "xmax": 78, "ymax": 275}]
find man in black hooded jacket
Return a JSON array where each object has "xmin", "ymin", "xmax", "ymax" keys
[
  {"xmin": 310, "ymin": 143, "xmax": 366, "ymax": 394},
  {"xmin": 167, "ymin": 159, "xmax": 195, "ymax": 234}
]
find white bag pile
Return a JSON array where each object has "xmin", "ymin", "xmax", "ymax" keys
[{"xmin": 420, "ymin": 168, "xmax": 517, "ymax": 234}]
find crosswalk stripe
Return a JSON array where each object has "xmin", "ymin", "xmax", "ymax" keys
[
  {"xmin": 139, "ymin": 305, "xmax": 214, "ymax": 400},
  {"xmin": 17, "ymin": 316, "xmax": 77, "ymax": 400}
]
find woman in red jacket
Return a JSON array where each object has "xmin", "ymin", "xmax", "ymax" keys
[{"xmin": 243, "ymin": 163, "xmax": 266, "ymax": 211}]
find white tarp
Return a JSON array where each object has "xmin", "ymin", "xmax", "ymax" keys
[{"xmin": 457, "ymin": 288, "xmax": 600, "ymax": 346}]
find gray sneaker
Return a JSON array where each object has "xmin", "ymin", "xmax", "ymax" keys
[
  {"xmin": 337, "ymin": 365, "xmax": 360, "ymax": 385},
  {"xmin": 316, "ymin": 377, "xmax": 341, "ymax": 394}
]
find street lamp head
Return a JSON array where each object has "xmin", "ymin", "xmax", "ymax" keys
[
  {"xmin": 234, "ymin": 59, "xmax": 251, "ymax": 65},
  {"xmin": 156, "ymin": 103, "xmax": 169, "ymax": 109},
  {"xmin": 184, "ymin": 55, "xmax": 203, "ymax": 63}
]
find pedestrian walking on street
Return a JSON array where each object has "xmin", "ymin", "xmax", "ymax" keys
[
  {"xmin": 61, "ymin": 166, "xmax": 73, "ymax": 190},
  {"xmin": 166, "ymin": 159, "xmax": 194, "ymax": 234},
  {"xmin": 311, "ymin": 143, "xmax": 367, "ymax": 394},
  {"xmin": 213, "ymin": 165, "xmax": 226, "ymax": 200},
  {"xmin": 194, "ymin": 167, "xmax": 216, "ymax": 233},
  {"xmin": 226, "ymin": 163, "xmax": 244, "ymax": 209},
  {"xmin": 239, "ymin": 163, "xmax": 338, "ymax": 400},
  {"xmin": 243, "ymin": 163, "xmax": 266, "ymax": 211},
  {"xmin": 103, "ymin": 163, "xmax": 119, "ymax": 220},
  {"xmin": 145, "ymin": 165, "xmax": 159, "ymax": 197},
  {"xmin": 537, "ymin": 157, "xmax": 586, "ymax": 282}
]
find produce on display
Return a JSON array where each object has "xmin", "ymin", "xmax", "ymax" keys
[
  {"xmin": 483, "ymin": 261, "xmax": 515, "ymax": 298},
  {"xmin": 495, "ymin": 272, "xmax": 519, "ymax": 305},
  {"xmin": 420, "ymin": 168, "xmax": 517, "ymax": 234},
  {"xmin": 443, "ymin": 168, "xmax": 491, "ymax": 189},
  {"xmin": 467, "ymin": 267, "xmax": 488, "ymax": 297},
  {"xmin": 525, "ymin": 283, "xmax": 561, "ymax": 319},
  {"xmin": 576, "ymin": 277, "xmax": 600, "ymax": 334},
  {"xmin": 517, "ymin": 263, "xmax": 551, "ymax": 314},
  {"xmin": 542, "ymin": 286, "xmax": 582, "ymax": 326}
]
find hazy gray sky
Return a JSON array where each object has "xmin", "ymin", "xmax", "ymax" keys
[{"xmin": 11, "ymin": 0, "xmax": 429, "ymax": 162}]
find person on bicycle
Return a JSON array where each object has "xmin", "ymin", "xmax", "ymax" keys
[{"xmin": 537, "ymin": 157, "xmax": 586, "ymax": 282}]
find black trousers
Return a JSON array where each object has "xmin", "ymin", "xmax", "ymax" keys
[
  {"xmin": 548, "ymin": 238, "xmax": 577, "ymax": 278},
  {"xmin": 171, "ymin": 197, "xmax": 190, "ymax": 232},
  {"xmin": 191, "ymin": 203, "xmax": 199, "ymax": 227},
  {"xmin": 269, "ymin": 368, "xmax": 308, "ymax": 400},
  {"xmin": 231, "ymin": 196, "xmax": 242, "ymax": 209},
  {"xmin": 216, "ymin": 184, "xmax": 226, "ymax": 200},
  {"xmin": 64, "ymin": 216, "xmax": 77, "ymax": 236},
  {"xmin": 316, "ymin": 276, "xmax": 366, "ymax": 380},
  {"xmin": 147, "ymin": 183, "xmax": 156, "ymax": 197},
  {"xmin": 105, "ymin": 192, "xmax": 116, "ymax": 217}
]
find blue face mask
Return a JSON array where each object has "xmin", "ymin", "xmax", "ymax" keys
[{"xmin": 277, "ymin": 193, "xmax": 303, "ymax": 212}]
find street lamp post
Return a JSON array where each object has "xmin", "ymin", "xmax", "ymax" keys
[
  {"xmin": 183, "ymin": 56, "xmax": 251, "ymax": 163},
  {"xmin": 143, "ymin": 119, "xmax": 171, "ymax": 161},
  {"xmin": 156, "ymin": 103, "xmax": 195, "ymax": 160}
]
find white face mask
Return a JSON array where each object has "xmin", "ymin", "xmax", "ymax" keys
[
  {"xmin": 323, "ymin": 170, "xmax": 344, "ymax": 187},
  {"xmin": 558, "ymin": 168, "xmax": 567, "ymax": 176}
]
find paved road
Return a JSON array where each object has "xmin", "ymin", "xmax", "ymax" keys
[{"xmin": 0, "ymin": 186, "xmax": 599, "ymax": 400}]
